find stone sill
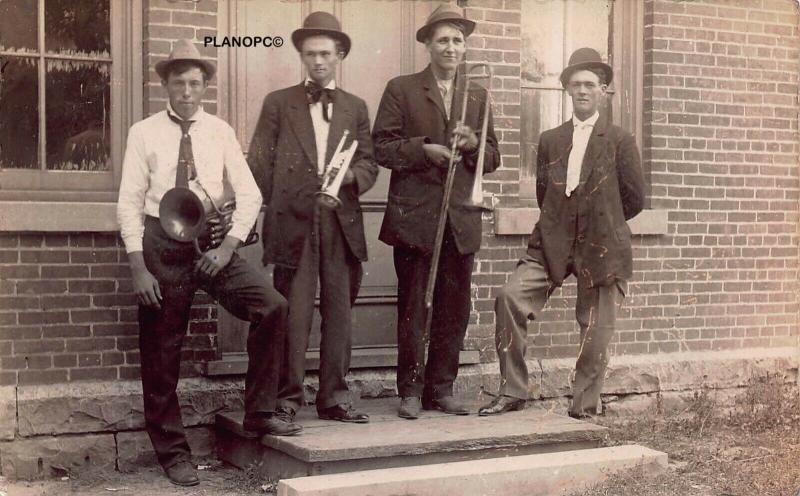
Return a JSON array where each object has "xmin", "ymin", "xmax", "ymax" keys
[
  {"xmin": 493, "ymin": 208, "xmax": 669, "ymax": 236},
  {"xmin": 0, "ymin": 201, "xmax": 119, "ymax": 232},
  {"xmin": 3, "ymin": 347, "xmax": 796, "ymax": 441}
]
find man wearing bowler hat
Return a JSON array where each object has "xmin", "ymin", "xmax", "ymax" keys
[
  {"xmin": 117, "ymin": 40, "xmax": 298, "ymax": 487},
  {"xmin": 479, "ymin": 48, "xmax": 645, "ymax": 418},
  {"xmin": 248, "ymin": 12, "xmax": 378, "ymax": 425},
  {"xmin": 372, "ymin": 3, "xmax": 500, "ymax": 420}
]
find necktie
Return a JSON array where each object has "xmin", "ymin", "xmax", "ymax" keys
[
  {"xmin": 437, "ymin": 79, "xmax": 453, "ymax": 120},
  {"xmin": 305, "ymin": 82, "xmax": 334, "ymax": 122},
  {"xmin": 565, "ymin": 122, "xmax": 593, "ymax": 197},
  {"xmin": 167, "ymin": 112, "xmax": 196, "ymax": 188}
]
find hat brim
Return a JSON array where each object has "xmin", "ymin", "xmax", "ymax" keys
[
  {"xmin": 292, "ymin": 29, "xmax": 352, "ymax": 58},
  {"xmin": 156, "ymin": 58, "xmax": 216, "ymax": 81},
  {"xmin": 560, "ymin": 61, "xmax": 613, "ymax": 87},
  {"xmin": 416, "ymin": 18, "xmax": 475, "ymax": 43}
]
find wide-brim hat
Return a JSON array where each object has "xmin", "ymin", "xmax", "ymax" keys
[
  {"xmin": 155, "ymin": 39, "xmax": 216, "ymax": 81},
  {"xmin": 416, "ymin": 3, "xmax": 475, "ymax": 43},
  {"xmin": 559, "ymin": 47, "xmax": 613, "ymax": 87},
  {"xmin": 292, "ymin": 11, "xmax": 351, "ymax": 58}
]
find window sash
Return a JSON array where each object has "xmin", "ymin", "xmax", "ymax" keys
[{"xmin": 0, "ymin": 0, "xmax": 142, "ymax": 199}]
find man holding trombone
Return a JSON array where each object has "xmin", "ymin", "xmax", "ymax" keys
[
  {"xmin": 249, "ymin": 12, "xmax": 378, "ymax": 426},
  {"xmin": 373, "ymin": 4, "xmax": 500, "ymax": 420}
]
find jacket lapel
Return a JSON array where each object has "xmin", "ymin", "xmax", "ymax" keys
[
  {"xmin": 286, "ymin": 83, "xmax": 317, "ymax": 167},
  {"xmin": 422, "ymin": 65, "xmax": 448, "ymax": 125},
  {"xmin": 325, "ymin": 88, "xmax": 351, "ymax": 165}
]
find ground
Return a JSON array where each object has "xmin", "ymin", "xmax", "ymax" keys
[{"xmin": 4, "ymin": 375, "xmax": 799, "ymax": 496}]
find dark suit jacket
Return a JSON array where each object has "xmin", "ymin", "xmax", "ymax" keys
[
  {"xmin": 372, "ymin": 65, "xmax": 501, "ymax": 255},
  {"xmin": 528, "ymin": 114, "xmax": 645, "ymax": 288},
  {"xmin": 248, "ymin": 84, "xmax": 378, "ymax": 268}
]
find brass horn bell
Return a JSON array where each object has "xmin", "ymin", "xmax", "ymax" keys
[{"xmin": 159, "ymin": 187, "xmax": 206, "ymax": 243}]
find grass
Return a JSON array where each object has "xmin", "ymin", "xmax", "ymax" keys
[{"xmin": 573, "ymin": 373, "xmax": 800, "ymax": 496}]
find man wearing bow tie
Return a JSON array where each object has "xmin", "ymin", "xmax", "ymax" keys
[
  {"xmin": 479, "ymin": 48, "xmax": 645, "ymax": 418},
  {"xmin": 248, "ymin": 11, "xmax": 378, "ymax": 426}
]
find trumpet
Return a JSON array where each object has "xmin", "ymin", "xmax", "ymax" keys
[
  {"xmin": 316, "ymin": 129, "xmax": 359, "ymax": 210},
  {"xmin": 159, "ymin": 181, "xmax": 259, "ymax": 254}
]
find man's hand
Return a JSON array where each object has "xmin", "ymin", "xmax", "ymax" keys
[
  {"xmin": 341, "ymin": 169, "xmax": 356, "ymax": 186},
  {"xmin": 195, "ymin": 235, "xmax": 238, "ymax": 278},
  {"xmin": 423, "ymin": 143, "xmax": 458, "ymax": 169},
  {"xmin": 452, "ymin": 123, "xmax": 478, "ymax": 152},
  {"xmin": 128, "ymin": 252, "xmax": 162, "ymax": 310}
]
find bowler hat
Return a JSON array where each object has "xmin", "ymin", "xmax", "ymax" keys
[
  {"xmin": 155, "ymin": 39, "xmax": 216, "ymax": 81},
  {"xmin": 559, "ymin": 47, "xmax": 613, "ymax": 88},
  {"xmin": 416, "ymin": 3, "xmax": 475, "ymax": 43},
  {"xmin": 292, "ymin": 11, "xmax": 351, "ymax": 58}
]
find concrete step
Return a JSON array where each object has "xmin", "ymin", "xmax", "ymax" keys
[
  {"xmin": 276, "ymin": 444, "xmax": 668, "ymax": 496},
  {"xmin": 215, "ymin": 397, "xmax": 606, "ymax": 480}
]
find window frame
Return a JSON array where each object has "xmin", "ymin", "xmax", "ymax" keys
[{"xmin": 0, "ymin": 0, "xmax": 142, "ymax": 202}]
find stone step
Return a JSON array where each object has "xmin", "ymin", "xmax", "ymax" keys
[
  {"xmin": 215, "ymin": 398, "xmax": 606, "ymax": 480},
  {"xmin": 276, "ymin": 444, "xmax": 668, "ymax": 496}
]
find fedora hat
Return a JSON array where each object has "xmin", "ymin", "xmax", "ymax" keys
[
  {"xmin": 559, "ymin": 47, "xmax": 613, "ymax": 87},
  {"xmin": 292, "ymin": 11, "xmax": 351, "ymax": 58},
  {"xmin": 416, "ymin": 3, "xmax": 475, "ymax": 43},
  {"xmin": 155, "ymin": 39, "xmax": 216, "ymax": 81}
]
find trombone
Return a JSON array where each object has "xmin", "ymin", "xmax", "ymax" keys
[{"xmin": 423, "ymin": 63, "xmax": 493, "ymax": 337}]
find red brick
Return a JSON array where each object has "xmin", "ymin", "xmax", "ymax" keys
[
  {"xmin": 13, "ymin": 338, "xmax": 64, "ymax": 354},
  {"xmin": 69, "ymin": 280, "xmax": 116, "ymax": 294},
  {"xmin": 70, "ymin": 367, "xmax": 118, "ymax": 381},
  {"xmin": 19, "ymin": 251, "xmax": 69, "ymax": 263},
  {"xmin": 41, "ymin": 265, "xmax": 90, "ymax": 278},
  {"xmin": 18, "ymin": 311, "xmax": 69, "ymax": 325},
  {"xmin": 71, "ymin": 309, "xmax": 119, "ymax": 324},
  {"xmin": 18, "ymin": 369, "xmax": 67, "ymax": 385},
  {"xmin": 42, "ymin": 325, "xmax": 91, "ymax": 338},
  {"xmin": 65, "ymin": 338, "xmax": 116, "ymax": 353}
]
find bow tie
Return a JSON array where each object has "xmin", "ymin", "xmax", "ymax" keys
[{"xmin": 305, "ymin": 82, "xmax": 335, "ymax": 122}]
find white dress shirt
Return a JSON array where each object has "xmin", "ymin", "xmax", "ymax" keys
[
  {"xmin": 565, "ymin": 111, "xmax": 600, "ymax": 197},
  {"xmin": 306, "ymin": 78, "xmax": 335, "ymax": 175},
  {"xmin": 117, "ymin": 103, "xmax": 262, "ymax": 253}
]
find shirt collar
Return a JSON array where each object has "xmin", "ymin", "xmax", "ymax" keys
[
  {"xmin": 304, "ymin": 77, "xmax": 336, "ymax": 90},
  {"xmin": 572, "ymin": 111, "xmax": 600, "ymax": 129},
  {"xmin": 166, "ymin": 102, "xmax": 205, "ymax": 123}
]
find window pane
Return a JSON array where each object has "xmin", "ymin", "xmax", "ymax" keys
[
  {"xmin": 0, "ymin": 57, "xmax": 39, "ymax": 169},
  {"xmin": 0, "ymin": 0, "xmax": 38, "ymax": 53},
  {"xmin": 44, "ymin": 0, "xmax": 110, "ymax": 57},
  {"xmin": 521, "ymin": 0, "xmax": 564, "ymax": 87},
  {"xmin": 45, "ymin": 59, "xmax": 110, "ymax": 171}
]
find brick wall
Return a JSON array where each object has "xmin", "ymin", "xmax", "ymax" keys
[{"xmin": 462, "ymin": 0, "xmax": 527, "ymax": 351}]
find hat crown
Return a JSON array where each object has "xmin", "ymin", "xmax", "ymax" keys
[
  {"xmin": 168, "ymin": 39, "xmax": 202, "ymax": 61},
  {"xmin": 416, "ymin": 2, "xmax": 475, "ymax": 43},
  {"xmin": 302, "ymin": 11, "xmax": 342, "ymax": 32},
  {"xmin": 567, "ymin": 47, "xmax": 604, "ymax": 68},
  {"xmin": 425, "ymin": 3, "xmax": 465, "ymax": 25}
]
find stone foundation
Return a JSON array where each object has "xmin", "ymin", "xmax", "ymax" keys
[{"xmin": 0, "ymin": 348, "xmax": 796, "ymax": 479}]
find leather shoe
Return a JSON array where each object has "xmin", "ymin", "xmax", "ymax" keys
[
  {"xmin": 478, "ymin": 395, "xmax": 526, "ymax": 416},
  {"xmin": 318, "ymin": 404, "xmax": 370, "ymax": 423},
  {"xmin": 423, "ymin": 396, "xmax": 469, "ymax": 415},
  {"xmin": 164, "ymin": 461, "xmax": 199, "ymax": 487},
  {"xmin": 398, "ymin": 397, "xmax": 422, "ymax": 419},
  {"xmin": 244, "ymin": 413, "xmax": 303, "ymax": 436}
]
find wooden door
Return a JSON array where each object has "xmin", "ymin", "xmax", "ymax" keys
[{"xmin": 210, "ymin": 0, "xmax": 437, "ymax": 373}]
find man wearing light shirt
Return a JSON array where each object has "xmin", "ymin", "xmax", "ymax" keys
[
  {"xmin": 479, "ymin": 48, "xmax": 645, "ymax": 419},
  {"xmin": 248, "ymin": 12, "xmax": 378, "ymax": 426},
  {"xmin": 117, "ymin": 40, "xmax": 298, "ymax": 488}
]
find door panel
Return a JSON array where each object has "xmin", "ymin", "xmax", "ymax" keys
[{"xmin": 217, "ymin": 0, "xmax": 437, "ymax": 363}]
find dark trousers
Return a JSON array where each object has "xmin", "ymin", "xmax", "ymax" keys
[
  {"xmin": 494, "ymin": 252, "xmax": 625, "ymax": 415},
  {"xmin": 139, "ymin": 216, "xmax": 287, "ymax": 469},
  {"xmin": 273, "ymin": 208, "xmax": 362, "ymax": 412},
  {"xmin": 393, "ymin": 222, "xmax": 474, "ymax": 400}
]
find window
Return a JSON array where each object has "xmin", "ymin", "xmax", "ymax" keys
[
  {"xmin": 519, "ymin": 0, "xmax": 643, "ymax": 200},
  {"xmin": 0, "ymin": 0, "xmax": 141, "ymax": 201}
]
